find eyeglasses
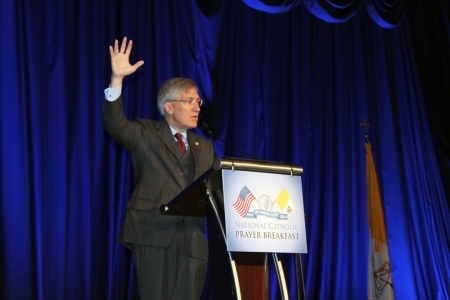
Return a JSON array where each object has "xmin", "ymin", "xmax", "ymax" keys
[{"xmin": 167, "ymin": 98, "xmax": 203, "ymax": 106}]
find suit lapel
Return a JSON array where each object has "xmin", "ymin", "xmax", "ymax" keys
[
  {"xmin": 157, "ymin": 119, "xmax": 181, "ymax": 158},
  {"xmin": 156, "ymin": 120, "xmax": 187, "ymax": 190},
  {"xmin": 188, "ymin": 131, "xmax": 204, "ymax": 178}
]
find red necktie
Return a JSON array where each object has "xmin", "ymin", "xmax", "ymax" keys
[{"xmin": 174, "ymin": 133, "xmax": 186, "ymax": 154}]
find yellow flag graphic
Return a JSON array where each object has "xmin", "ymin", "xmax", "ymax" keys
[
  {"xmin": 365, "ymin": 142, "xmax": 394, "ymax": 300},
  {"xmin": 275, "ymin": 188, "xmax": 290, "ymax": 211}
]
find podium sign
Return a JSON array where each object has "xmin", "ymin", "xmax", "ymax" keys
[{"xmin": 223, "ymin": 169, "xmax": 307, "ymax": 253}]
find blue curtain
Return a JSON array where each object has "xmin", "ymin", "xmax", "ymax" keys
[{"xmin": 1, "ymin": 0, "xmax": 449, "ymax": 299}]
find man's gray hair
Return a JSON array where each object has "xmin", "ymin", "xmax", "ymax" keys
[{"xmin": 157, "ymin": 77, "xmax": 198, "ymax": 116}]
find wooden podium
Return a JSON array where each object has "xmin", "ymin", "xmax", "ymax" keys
[{"xmin": 160, "ymin": 157, "xmax": 304, "ymax": 300}]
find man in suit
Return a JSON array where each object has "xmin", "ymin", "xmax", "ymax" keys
[{"xmin": 103, "ymin": 37, "xmax": 215, "ymax": 299}]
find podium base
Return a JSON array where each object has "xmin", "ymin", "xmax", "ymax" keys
[{"xmin": 233, "ymin": 252, "xmax": 269, "ymax": 300}]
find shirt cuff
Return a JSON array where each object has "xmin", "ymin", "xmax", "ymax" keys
[{"xmin": 104, "ymin": 86, "xmax": 122, "ymax": 102}]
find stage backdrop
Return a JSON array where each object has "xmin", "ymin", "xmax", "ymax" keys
[{"xmin": 1, "ymin": 0, "xmax": 449, "ymax": 299}]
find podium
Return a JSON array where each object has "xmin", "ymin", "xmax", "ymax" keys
[{"xmin": 160, "ymin": 157, "xmax": 305, "ymax": 300}]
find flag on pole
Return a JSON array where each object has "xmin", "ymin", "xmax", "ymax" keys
[{"xmin": 365, "ymin": 142, "xmax": 394, "ymax": 300}]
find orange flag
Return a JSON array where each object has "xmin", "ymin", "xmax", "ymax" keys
[{"xmin": 365, "ymin": 143, "xmax": 394, "ymax": 300}]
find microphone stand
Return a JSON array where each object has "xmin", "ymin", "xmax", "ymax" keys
[{"xmin": 200, "ymin": 122, "xmax": 259, "ymax": 160}]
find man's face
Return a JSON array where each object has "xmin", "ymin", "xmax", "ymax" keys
[{"xmin": 164, "ymin": 87, "xmax": 200, "ymax": 132}]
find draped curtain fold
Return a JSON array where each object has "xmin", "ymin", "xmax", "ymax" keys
[
  {"xmin": 242, "ymin": 0, "xmax": 406, "ymax": 27},
  {"xmin": 1, "ymin": 0, "xmax": 449, "ymax": 299}
]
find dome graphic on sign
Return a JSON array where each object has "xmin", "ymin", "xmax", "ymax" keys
[{"xmin": 259, "ymin": 195, "xmax": 273, "ymax": 211}]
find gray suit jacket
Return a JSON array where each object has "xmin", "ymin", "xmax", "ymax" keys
[{"xmin": 103, "ymin": 96, "xmax": 214, "ymax": 260}]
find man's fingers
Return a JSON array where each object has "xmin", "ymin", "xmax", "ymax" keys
[
  {"xmin": 125, "ymin": 40, "xmax": 133, "ymax": 55},
  {"xmin": 113, "ymin": 39, "xmax": 119, "ymax": 54},
  {"xmin": 133, "ymin": 60, "xmax": 145, "ymax": 70},
  {"xmin": 120, "ymin": 37, "xmax": 127, "ymax": 53},
  {"xmin": 111, "ymin": 37, "xmax": 136, "ymax": 56},
  {"xmin": 109, "ymin": 45, "xmax": 115, "ymax": 58}
]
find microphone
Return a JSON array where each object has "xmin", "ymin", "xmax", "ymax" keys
[
  {"xmin": 200, "ymin": 121, "xmax": 212, "ymax": 136},
  {"xmin": 199, "ymin": 121, "xmax": 259, "ymax": 160},
  {"xmin": 200, "ymin": 121, "xmax": 217, "ymax": 158}
]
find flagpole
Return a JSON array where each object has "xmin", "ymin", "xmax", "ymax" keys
[
  {"xmin": 361, "ymin": 118, "xmax": 395, "ymax": 300},
  {"xmin": 360, "ymin": 118, "xmax": 370, "ymax": 143}
]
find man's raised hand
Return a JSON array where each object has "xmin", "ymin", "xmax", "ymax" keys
[{"xmin": 109, "ymin": 37, "xmax": 144, "ymax": 87}]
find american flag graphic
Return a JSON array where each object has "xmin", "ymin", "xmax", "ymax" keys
[{"xmin": 232, "ymin": 186, "xmax": 256, "ymax": 218}]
